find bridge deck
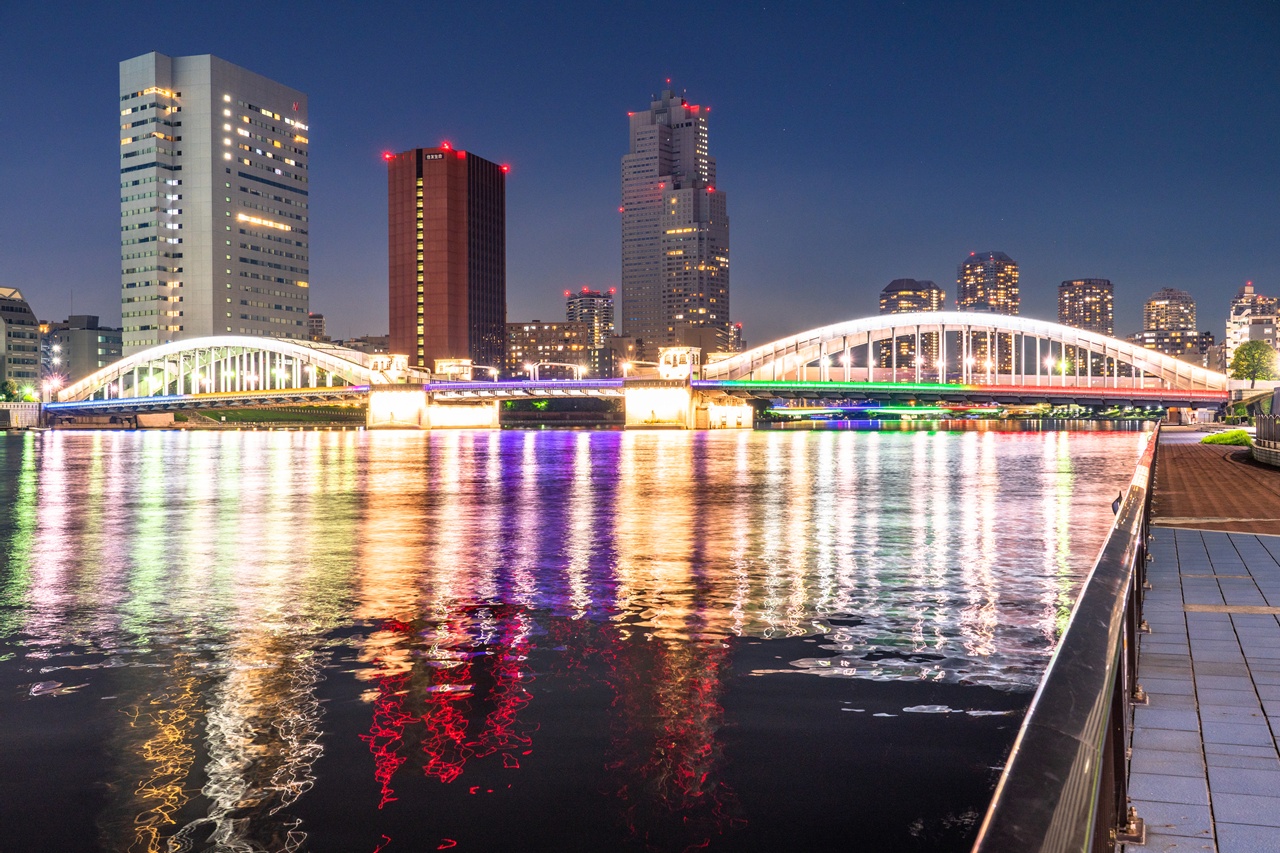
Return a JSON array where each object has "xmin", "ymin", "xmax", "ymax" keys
[{"xmin": 1123, "ymin": 432, "xmax": 1280, "ymax": 852}]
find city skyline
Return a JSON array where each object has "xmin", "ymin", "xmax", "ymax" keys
[{"xmin": 2, "ymin": 2, "xmax": 1278, "ymax": 348}]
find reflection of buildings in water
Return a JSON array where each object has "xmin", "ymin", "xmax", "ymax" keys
[
  {"xmin": 603, "ymin": 632, "xmax": 740, "ymax": 848},
  {"xmin": 613, "ymin": 434, "xmax": 704, "ymax": 641},
  {"xmin": 357, "ymin": 435, "xmax": 430, "ymax": 621},
  {"xmin": 99, "ymin": 657, "xmax": 204, "ymax": 853},
  {"xmin": 170, "ymin": 628, "xmax": 326, "ymax": 852},
  {"xmin": 355, "ymin": 606, "xmax": 535, "ymax": 806}
]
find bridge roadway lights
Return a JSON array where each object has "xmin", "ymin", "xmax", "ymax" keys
[
  {"xmin": 622, "ymin": 379, "xmax": 751, "ymax": 430},
  {"xmin": 366, "ymin": 386, "xmax": 499, "ymax": 430}
]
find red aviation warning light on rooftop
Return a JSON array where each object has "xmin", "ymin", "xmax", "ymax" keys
[{"xmin": 382, "ymin": 151, "xmax": 394, "ymax": 161}]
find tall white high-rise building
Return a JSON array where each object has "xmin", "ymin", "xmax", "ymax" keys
[
  {"xmin": 620, "ymin": 88, "xmax": 730, "ymax": 354},
  {"xmin": 119, "ymin": 52, "xmax": 309, "ymax": 355}
]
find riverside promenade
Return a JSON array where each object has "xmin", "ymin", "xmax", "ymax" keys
[{"xmin": 1124, "ymin": 428, "xmax": 1280, "ymax": 852}]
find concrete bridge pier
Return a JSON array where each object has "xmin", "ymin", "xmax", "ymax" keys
[
  {"xmin": 622, "ymin": 380, "xmax": 752, "ymax": 429},
  {"xmin": 366, "ymin": 386, "xmax": 500, "ymax": 430}
]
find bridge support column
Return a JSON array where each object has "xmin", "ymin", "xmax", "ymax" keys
[
  {"xmin": 366, "ymin": 386, "xmax": 502, "ymax": 429},
  {"xmin": 623, "ymin": 381, "xmax": 751, "ymax": 429}
]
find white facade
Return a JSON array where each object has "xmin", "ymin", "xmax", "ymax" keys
[
  {"xmin": 1225, "ymin": 281, "xmax": 1279, "ymax": 363},
  {"xmin": 621, "ymin": 90, "xmax": 730, "ymax": 352},
  {"xmin": 119, "ymin": 52, "xmax": 309, "ymax": 355}
]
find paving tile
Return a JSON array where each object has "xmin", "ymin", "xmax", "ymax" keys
[
  {"xmin": 1204, "ymin": 743, "xmax": 1278, "ymax": 758},
  {"xmin": 1202, "ymin": 721, "xmax": 1276, "ymax": 746},
  {"xmin": 1209, "ymin": 765, "xmax": 1280, "ymax": 797},
  {"xmin": 1205, "ymin": 751, "xmax": 1280, "ymax": 771},
  {"xmin": 1214, "ymin": 821, "xmax": 1280, "ymax": 853},
  {"xmin": 1147, "ymin": 676, "xmax": 1198, "ymax": 695},
  {"xmin": 1129, "ymin": 799, "xmax": 1213, "ymax": 839},
  {"xmin": 1198, "ymin": 688, "xmax": 1264, "ymax": 707},
  {"xmin": 1197, "ymin": 675, "xmax": 1258, "ymax": 691},
  {"xmin": 1135, "ymin": 727, "xmax": 1207, "ymax": 754},
  {"xmin": 1132, "ymin": 748, "xmax": 1208, "ymax": 778},
  {"xmin": 1129, "ymin": 772, "xmax": 1210, "ymax": 805},
  {"xmin": 1136, "ymin": 708, "xmax": 1204, "ymax": 732},
  {"xmin": 1211, "ymin": 792, "xmax": 1280, "ymax": 827}
]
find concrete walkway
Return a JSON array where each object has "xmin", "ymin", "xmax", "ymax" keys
[{"xmin": 1125, "ymin": 433, "xmax": 1280, "ymax": 852}]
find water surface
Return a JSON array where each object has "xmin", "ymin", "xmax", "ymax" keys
[{"xmin": 0, "ymin": 428, "xmax": 1145, "ymax": 852}]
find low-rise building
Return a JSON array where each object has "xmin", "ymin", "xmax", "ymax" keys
[
  {"xmin": 0, "ymin": 287, "xmax": 40, "ymax": 389},
  {"xmin": 506, "ymin": 321, "xmax": 592, "ymax": 377},
  {"xmin": 40, "ymin": 316, "xmax": 123, "ymax": 383}
]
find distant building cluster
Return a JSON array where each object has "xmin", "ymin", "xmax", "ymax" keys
[{"xmin": 4, "ymin": 51, "xmax": 1273, "ymax": 385}]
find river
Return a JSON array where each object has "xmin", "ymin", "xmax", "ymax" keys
[{"xmin": 0, "ymin": 427, "xmax": 1146, "ymax": 852}]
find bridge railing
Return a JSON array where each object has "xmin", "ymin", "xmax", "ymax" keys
[{"xmin": 971, "ymin": 424, "xmax": 1158, "ymax": 853}]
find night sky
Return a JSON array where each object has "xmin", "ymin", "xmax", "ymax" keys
[{"xmin": 2, "ymin": 1, "xmax": 1277, "ymax": 347}]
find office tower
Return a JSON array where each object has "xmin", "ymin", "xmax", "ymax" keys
[
  {"xmin": 0, "ymin": 287, "xmax": 40, "ymax": 386},
  {"xmin": 40, "ymin": 316, "xmax": 123, "ymax": 383},
  {"xmin": 957, "ymin": 252, "xmax": 1018, "ymax": 372},
  {"xmin": 565, "ymin": 287, "xmax": 616, "ymax": 348},
  {"xmin": 621, "ymin": 88, "xmax": 730, "ymax": 353},
  {"xmin": 387, "ymin": 145, "xmax": 506, "ymax": 371},
  {"xmin": 505, "ymin": 321, "xmax": 592, "ymax": 376},
  {"xmin": 878, "ymin": 279, "xmax": 945, "ymax": 367},
  {"xmin": 119, "ymin": 52, "xmax": 310, "ymax": 355},
  {"xmin": 307, "ymin": 312, "xmax": 327, "ymax": 341},
  {"xmin": 1144, "ymin": 288, "xmax": 1196, "ymax": 332},
  {"xmin": 1225, "ymin": 281, "xmax": 1279, "ymax": 362}
]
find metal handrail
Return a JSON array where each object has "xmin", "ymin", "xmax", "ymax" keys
[{"xmin": 972, "ymin": 423, "xmax": 1158, "ymax": 852}]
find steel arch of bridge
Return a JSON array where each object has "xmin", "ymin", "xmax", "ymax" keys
[
  {"xmin": 703, "ymin": 311, "xmax": 1227, "ymax": 391},
  {"xmin": 57, "ymin": 336, "xmax": 431, "ymax": 402}
]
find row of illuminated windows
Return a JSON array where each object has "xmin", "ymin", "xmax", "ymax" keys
[
  {"xmin": 120, "ymin": 101, "xmax": 179, "ymax": 117},
  {"xmin": 239, "ymin": 299, "xmax": 306, "ymax": 313},
  {"xmin": 239, "ymin": 256, "xmax": 307, "ymax": 275},
  {"xmin": 239, "ymin": 242, "xmax": 306, "ymax": 262},
  {"xmin": 237, "ymin": 227, "xmax": 307, "ymax": 249},
  {"xmin": 236, "ymin": 186, "xmax": 307, "ymax": 210}
]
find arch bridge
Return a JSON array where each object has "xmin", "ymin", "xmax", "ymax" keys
[
  {"xmin": 46, "ymin": 316, "xmax": 1229, "ymax": 428},
  {"xmin": 703, "ymin": 312, "xmax": 1226, "ymax": 391},
  {"xmin": 57, "ymin": 336, "xmax": 430, "ymax": 402}
]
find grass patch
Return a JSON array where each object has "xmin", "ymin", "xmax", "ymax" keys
[{"xmin": 1202, "ymin": 429, "xmax": 1253, "ymax": 447}]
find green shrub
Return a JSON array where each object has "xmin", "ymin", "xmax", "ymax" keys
[{"xmin": 1201, "ymin": 430, "xmax": 1253, "ymax": 447}]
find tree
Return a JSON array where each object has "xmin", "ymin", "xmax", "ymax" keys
[
  {"xmin": 0, "ymin": 380, "xmax": 17, "ymax": 402},
  {"xmin": 1229, "ymin": 340, "xmax": 1279, "ymax": 388}
]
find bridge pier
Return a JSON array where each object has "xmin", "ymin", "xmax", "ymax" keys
[
  {"xmin": 366, "ymin": 386, "xmax": 500, "ymax": 430},
  {"xmin": 622, "ymin": 381, "xmax": 751, "ymax": 429}
]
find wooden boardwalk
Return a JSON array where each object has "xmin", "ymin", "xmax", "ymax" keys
[{"xmin": 1124, "ymin": 430, "xmax": 1280, "ymax": 852}]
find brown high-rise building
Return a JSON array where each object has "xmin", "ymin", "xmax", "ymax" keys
[{"xmin": 387, "ymin": 145, "xmax": 507, "ymax": 371}]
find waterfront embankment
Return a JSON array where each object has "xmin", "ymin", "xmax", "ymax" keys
[{"xmin": 1124, "ymin": 427, "xmax": 1280, "ymax": 852}]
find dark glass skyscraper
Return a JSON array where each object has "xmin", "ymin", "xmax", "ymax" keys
[{"xmin": 387, "ymin": 145, "xmax": 506, "ymax": 371}]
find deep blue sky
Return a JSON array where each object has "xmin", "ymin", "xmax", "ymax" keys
[{"xmin": 2, "ymin": 1, "xmax": 1277, "ymax": 345}]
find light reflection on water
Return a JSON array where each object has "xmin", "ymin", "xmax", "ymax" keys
[{"xmin": 0, "ymin": 428, "xmax": 1144, "ymax": 852}]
